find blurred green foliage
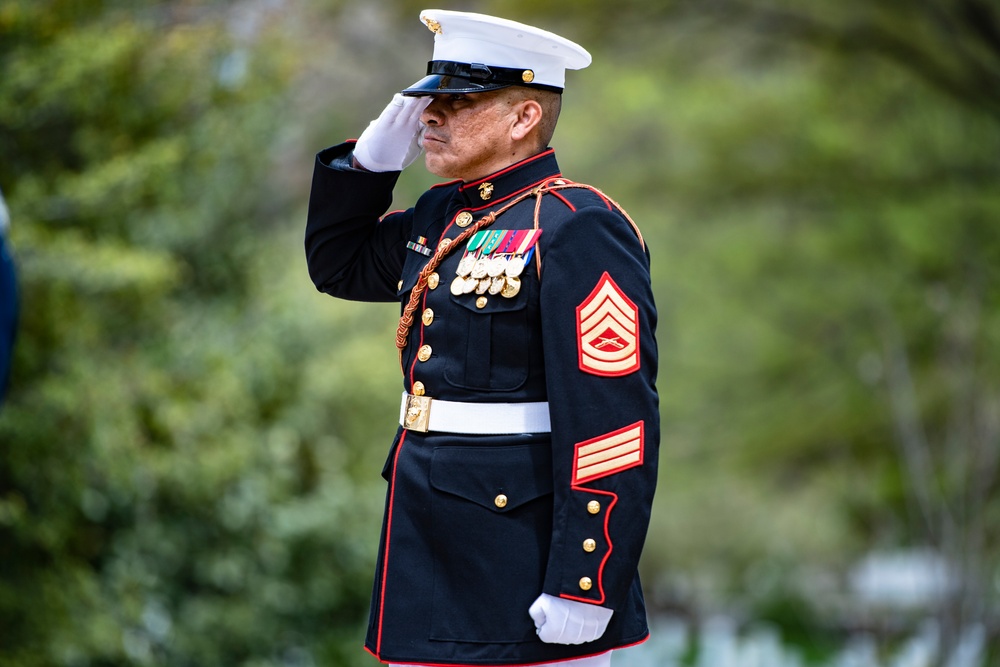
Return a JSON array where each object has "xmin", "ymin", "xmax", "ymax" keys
[{"xmin": 1, "ymin": 0, "xmax": 998, "ymax": 664}]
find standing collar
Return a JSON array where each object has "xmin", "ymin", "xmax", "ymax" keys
[{"xmin": 454, "ymin": 149, "xmax": 561, "ymax": 210}]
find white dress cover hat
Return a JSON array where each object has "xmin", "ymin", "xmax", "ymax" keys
[{"xmin": 401, "ymin": 9, "xmax": 592, "ymax": 96}]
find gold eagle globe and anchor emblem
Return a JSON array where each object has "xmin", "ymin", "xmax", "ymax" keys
[{"xmin": 478, "ymin": 182, "xmax": 494, "ymax": 201}]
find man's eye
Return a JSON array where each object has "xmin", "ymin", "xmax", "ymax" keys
[{"xmin": 449, "ymin": 94, "xmax": 467, "ymax": 102}]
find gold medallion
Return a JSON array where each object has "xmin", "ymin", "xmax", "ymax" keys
[
  {"xmin": 450, "ymin": 276, "xmax": 465, "ymax": 296},
  {"xmin": 423, "ymin": 17, "xmax": 442, "ymax": 34},
  {"xmin": 478, "ymin": 182, "xmax": 494, "ymax": 201},
  {"xmin": 488, "ymin": 276, "xmax": 505, "ymax": 295},
  {"xmin": 522, "ymin": 69, "xmax": 535, "ymax": 83},
  {"xmin": 501, "ymin": 276, "xmax": 521, "ymax": 298},
  {"xmin": 455, "ymin": 211, "xmax": 473, "ymax": 227}
]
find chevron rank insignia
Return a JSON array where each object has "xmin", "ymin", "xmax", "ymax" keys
[
  {"xmin": 576, "ymin": 272, "xmax": 640, "ymax": 377},
  {"xmin": 573, "ymin": 421, "xmax": 645, "ymax": 485}
]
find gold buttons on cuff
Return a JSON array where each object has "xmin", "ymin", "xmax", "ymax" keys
[
  {"xmin": 417, "ymin": 345, "xmax": 432, "ymax": 362},
  {"xmin": 427, "ymin": 272, "xmax": 440, "ymax": 290},
  {"xmin": 583, "ymin": 539, "xmax": 597, "ymax": 553},
  {"xmin": 456, "ymin": 211, "xmax": 473, "ymax": 227},
  {"xmin": 579, "ymin": 577, "xmax": 593, "ymax": 591},
  {"xmin": 412, "ymin": 381, "xmax": 425, "ymax": 396},
  {"xmin": 476, "ymin": 296, "xmax": 488, "ymax": 309},
  {"xmin": 494, "ymin": 494, "xmax": 508, "ymax": 509},
  {"xmin": 587, "ymin": 501, "xmax": 601, "ymax": 515},
  {"xmin": 422, "ymin": 308, "xmax": 434, "ymax": 326}
]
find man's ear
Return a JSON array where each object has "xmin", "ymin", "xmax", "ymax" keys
[{"xmin": 510, "ymin": 99, "xmax": 544, "ymax": 143}]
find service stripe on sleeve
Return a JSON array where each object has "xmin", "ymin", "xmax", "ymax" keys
[{"xmin": 573, "ymin": 421, "xmax": 645, "ymax": 485}]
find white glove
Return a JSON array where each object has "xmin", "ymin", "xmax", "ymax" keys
[
  {"xmin": 528, "ymin": 593, "xmax": 614, "ymax": 645},
  {"xmin": 352, "ymin": 94, "xmax": 431, "ymax": 172}
]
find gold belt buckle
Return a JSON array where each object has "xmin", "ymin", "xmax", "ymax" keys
[{"xmin": 403, "ymin": 394, "xmax": 432, "ymax": 432}]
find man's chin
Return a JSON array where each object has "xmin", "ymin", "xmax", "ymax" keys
[{"xmin": 424, "ymin": 154, "xmax": 457, "ymax": 180}]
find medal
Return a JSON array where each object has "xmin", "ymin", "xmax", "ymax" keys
[
  {"xmin": 463, "ymin": 276, "xmax": 478, "ymax": 294},
  {"xmin": 471, "ymin": 257, "xmax": 489, "ymax": 279},
  {"xmin": 456, "ymin": 253, "xmax": 476, "ymax": 277},
  {"xmin": 450, "ymin": 276, "xmax": 466, "ymax": 296},
  {"xmin": 489, "ymin": 276, "xmax": 505, "ymax": 295},
  {"xmin": 501, "ymin": 276, "xmax": 521, "ymax": 298},
  {"xmin": 505, "ymin": 256, "xmax": 525, "ymax": 278},
  {"xmin": 475, "ymin": 278, "xmax": 490, "ymax": 294},
  {"xmin": 487, "ymin": 255, "xmax": 508, "ymax": 277}
]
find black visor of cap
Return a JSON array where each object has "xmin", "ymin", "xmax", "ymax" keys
[{"xmin": 401, "ymin": 60, "xmax": 563, "ymax": 96}]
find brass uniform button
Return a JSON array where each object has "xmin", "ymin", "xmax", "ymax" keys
[
  {"xmin": 427, "ymin": 272, "xmax": 440, "ymax": 290},
  {"xmin": 522, "ymin": 69, "xmax": 535, "ymax": 83},
  {"xmin": 583, "ymin": 539, "xmax": 597, "ymax": 553},
  {"xmin": 494, "ymin": 494, "xmax": 508, "ymax": 509},
  {"xmin": 422, "ymin": 308, "xmax": 434, "ymax": 326},
  {"xmin": 418, "ymin": 345, "xmax": 432, "ymax": 362},
  {"xmin": 397, "ymin": 280, "xmax": 403, "ymax": 291},
  {"xmin": 476, "ymin": 296, "xmax": 488, "ymax": 309},
  {"xmin": 579, "ymin": 577, "xmax": 593, "ymax": 591},
  {"xmin": 412, "ymin": 381, "xmax": 425, "ymax": 396},
  {"xmin": 456, "ymin": 211, "xmax": 473, "ymax": 227},
  {"xmin": 438, "ymin": 239, "xmax": 452, "ymax": 251},
  {"xmin": 587, "ymin": 501, "xmax": 601, "ymax": 515}
]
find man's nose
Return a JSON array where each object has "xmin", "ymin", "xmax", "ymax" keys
[{"xmin": 420, "ymin": 98, "xmax": 445, "ymax": 125}]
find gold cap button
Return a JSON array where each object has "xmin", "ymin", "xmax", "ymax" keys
[
  {"xmin": 476, "ymin": 296, "xmax": 488, "ymax": 309},
  {"xmin": 579, "ymin": 577, "xmax": 593, "ymax": 591},
  {"xmin": 397, "ymin": 280, "xmax": 403, "ymax": 291},
  {"xmin": 587, "ymin": 501, "xmax": 601, "ymax": 515},
  {"xmin": 412, "ymin": 381, "xmax": 425, "ymax": 396},
  {"xmin": 417, "ymin": 345, "xmax": 432, "ymax": 362},
  {"xmin": 422, "ymin": 308, "xmax": 434, "ymax": 326},
  {"xmin": 494, "ymin": 494, "xmax": 508, "ymax": 509},
  {"xmin": 456, "ymin": 211, "xmax": 473, "ymax": 227},
  {"xmin": 583, "ymin": 539, "xmax": 597, "ymax": 553},
  {"xmin": 427, "ymin": 272, "xmax": 440, "ymax": 290}
]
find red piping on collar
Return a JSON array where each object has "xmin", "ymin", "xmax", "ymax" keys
[
  {"xmin": 458, "ymin": 148, "xmax": 556, "ymax": 192},
  {"xmin": 430, "ymin": 178, "xmax": 462, "ymax": 189}
]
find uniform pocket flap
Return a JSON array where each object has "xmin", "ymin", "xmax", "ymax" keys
[
  {"xmin": 430, "ymin": 444, "xmax": 553, "ymax": 512},
  {"xmin": 450, "ymin": 288, "xmax": 529, "ymax": 314}
]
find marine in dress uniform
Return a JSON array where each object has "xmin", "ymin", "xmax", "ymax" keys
[{"xmin": 305, "ymin": 10, "xmax": 659, "ymax": 667}]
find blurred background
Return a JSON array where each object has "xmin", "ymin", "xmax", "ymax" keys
[{"xmin": 1, "ymin": 0, "xmax": 998, "ymax": 665}]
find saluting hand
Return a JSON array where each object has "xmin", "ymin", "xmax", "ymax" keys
[
  {"xmin": 528, "ymin": 593, "xmax": 614, "ymax": 645},
  {"xmin": 353, "ymin": 94, "xmax": 431, "ymax": 172}
]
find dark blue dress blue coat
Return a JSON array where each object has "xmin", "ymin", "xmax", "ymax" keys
[{"xmin": 306, "ymin": 142, "xmax": 659, "ymax": 666}]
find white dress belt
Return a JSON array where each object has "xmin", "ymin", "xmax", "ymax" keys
[{"xmin": 399, "ymin": 391, "xmax": 551, "ymax": 434}]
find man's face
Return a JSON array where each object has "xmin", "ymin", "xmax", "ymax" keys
[{"xmin": 419, "ymin": 90, "xmax": 517, "ymax": 182}]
